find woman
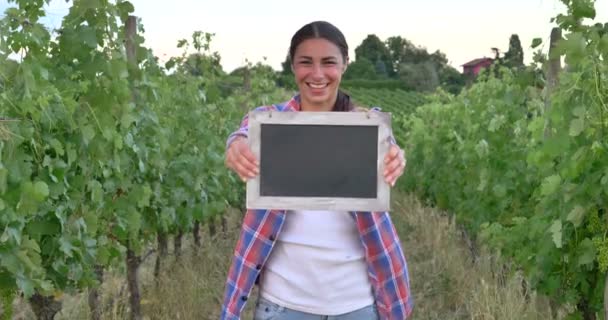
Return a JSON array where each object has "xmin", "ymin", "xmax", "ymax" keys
[{"xmin": 221, "ymin": 21, "xmax": 413, "ymax": 320}]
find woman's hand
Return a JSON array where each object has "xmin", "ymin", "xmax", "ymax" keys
[
  {"xmin": 225, "ymin": 137, "xmax": 259, "ymax": 182},
  {"xmin": 383, "ymin": 145, "xmax": 406, "ymax": 187}
]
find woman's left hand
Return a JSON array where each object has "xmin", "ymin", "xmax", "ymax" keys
[{"xmin": 383, "ymin": 145, "xmax": 406, "ymax": 187}]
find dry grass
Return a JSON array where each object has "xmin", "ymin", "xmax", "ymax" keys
[
  {"xmin": 391, "ymin": 194, "xmax": 558, "ymax": 320},
  {"xmin": 8, "ymin": 194, "xmax": 560, "ymax": 320}
]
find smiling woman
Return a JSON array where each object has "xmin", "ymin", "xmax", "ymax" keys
[
  {"xmin": 289, "ymin": 23, "xmax": 349, "ymax": 112},
  {"xmin": 221, "ymin": 21, "xmax": 412, "ymax": 320},
  {"xmin": 292, "ymin": 38, "xmax": 345, "ymax": 111}
]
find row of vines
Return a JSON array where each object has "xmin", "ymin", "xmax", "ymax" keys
[
  {"xmin": 387, "ymin": 0, "xmax": 608, "ymax": 318},
  {"xmin": 0, "ymin": 0, "xmax": 287, "ymax": 319}
]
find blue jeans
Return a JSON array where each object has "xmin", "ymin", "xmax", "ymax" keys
[{"xmin": 253, "ymin": 297, "xmax": 379, "ymax": 320}]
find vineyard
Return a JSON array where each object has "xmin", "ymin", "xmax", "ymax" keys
[
  {"xmin": 0, "ymin": 0, "xmax": 607, "ymax": 320},
  {"xmin": 0, "ymin": 1, "xmax": 287, "ymax": 319},
  {"xmin": 393, "ymin": 2, "xmax": 608, "ymax": 318},
  {"xmin": 346, "ymin": 88, "xmax": 428, "ymax": 139},
  {"xmin": 346, "ymin": 88, "xmax": 427, "ymax": 113}
]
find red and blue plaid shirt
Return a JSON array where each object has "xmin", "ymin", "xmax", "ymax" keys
[{"xmin": 221, "ymin": 95, "xmax": 413, "ymax": 320}]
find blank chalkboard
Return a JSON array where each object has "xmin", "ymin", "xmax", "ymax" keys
[
  {"xmin": 259, "ymin": 124, "xmax": 378, "ymax": 198},
  {"xmin": 246, "ymin": 111, "xmax": 392, "ymax": 212}
]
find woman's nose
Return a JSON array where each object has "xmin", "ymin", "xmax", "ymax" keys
[{"xmin": 311, "ymin": 63, "xmax": 323, "ymax": 79}]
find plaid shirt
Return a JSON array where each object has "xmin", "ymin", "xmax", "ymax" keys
[{"xmin": 221, "ymin": 95, "xmax": 413, "ymax": 320}]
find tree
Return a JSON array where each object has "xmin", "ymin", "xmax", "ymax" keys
[
  {"xmin": 439, "ymin": 65, "xmax": 465, "ymax": 95},
  {"xmin": 354, "ymin": 34, "xmax": 392, "ymax": 78},
  {"xmin": 343, "ymin": 57, "xmax": 377, "ymax": 80},
  {"xmin": 280, "ymin": 54, "xmax": 292, "ymax": 75},
  {"xmin": 398, "ymin": 61, "xmax": 440, "ymax": 92},
  {"xmin": 504, "ymin": 34, "xmax": 524, "ymax": 68},
  {"xmin": 374, "ymin": 58, "xmax": 388, "ymax": 78},
  {"xmin": 385, "ymin": 36, "xmax": 427, "ymax": 68}
]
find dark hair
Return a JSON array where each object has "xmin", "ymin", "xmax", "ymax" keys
[{"xmin": 289, "ymin": 21, "xmax": 353, "ymax": 112}]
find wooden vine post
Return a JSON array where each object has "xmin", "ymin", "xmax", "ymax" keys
[{"xmin": 124, "ymin": 15, "xmax": 143, "ymax": 320}]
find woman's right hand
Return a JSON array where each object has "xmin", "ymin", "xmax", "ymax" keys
[{"xmin": 225, "ymin": 137, "xmax": 259, "ymax": 182}]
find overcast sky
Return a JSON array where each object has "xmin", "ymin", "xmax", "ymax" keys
[{"xmin": 1, "ymin": 0, "xmax": 607, "ymax": 72}]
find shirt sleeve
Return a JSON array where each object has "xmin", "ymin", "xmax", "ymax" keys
[{"xmin": 225, "ymin": 105, "xmax": 274, "ymax": 149}]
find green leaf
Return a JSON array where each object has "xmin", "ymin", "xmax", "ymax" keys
[
  {"xmin": 492, "ymin": 184, "xmax": 507, "ymax": 198},
  {"xmin": 89, "ymin": 180, "xmax": 103, "ymax": 204},
  {"xmin": 475, "ymin": 139, "xmax": 489, "ymax": 158},
  {"xmin": 569, "ymin": 118, "xmax": 585, "ymax": 136},
  {"xmin": 1, "ymin": 226, "xmax": 21, "ymax": 245},
  {"xmin": 16, "ymin": 250, "xmax": 37, "ymax": 271},
  {"xmin": 82, "ymin": 125, "xmax": 96, "ymax": 145},
  {"xmin": 165, "ymin": 59, "xmax": 176, "ymax": 70},
  {"xmin": 126, "ymin": 208, "xmax": 141, "ymax": 235},
  {"xmin": 137, "ymin": 185, "xmax": 152, "ymax": 208},
  {"xmin": 49, "ymin": 139, "xmax": 64, "ymax": 156},
  {"xmin": 531, "ymin": 38, "xmax": 542, "ymax": 48},
  {"xmin": 33, "ymin": 181, "xmax": 49, "ymax": 202},
  {"xmin": 79, "ymin": 26, "xmax": 98, "ymax": 48},
  {"xmin": 577, "ymin": 238, "xmax": 595, "ymax": 266},
  {"xmin": 567, "ymin": 205, "xmax": 586, "ymax": 227},
  {"xmin": 541, "ymin": 175, "xmax": 562, "ymax": 196},
  {"xmin": 16, "ymin": 277, "xmax": 35, "ymax": 298},
  {"xmin": 21, "ymin": 237, "xmax": 41, "ymax": 253},
  {"xmin": 0, "ymin": 253, "xmax": 20, "ymax": 274},
  {"xmin": 114, "ymin": 133, "xmax": 123, "ymax": 150},
  {"xmin": 66, "ymin": 144, "xmax": 77, "ymax": 166},
  {"xmin": 549, "ymin": 220, "xmax": 562, "ymax": 248},
  {"xmin": 83, "ymin": 211, "xmax": 98, "ymax": 234},
  {"xmin": 97, "ymin": 246, "xmax": 110, "ymax": 265},
  {"xmin": 120, "ymin": 113, "xmax": 136, "ymax": 129},
  {"xmin": 38, "ymin": 280, "xmax": 54, "ymax": 295},
  {"xmin": 542, "ymin": 132, "xmax": 571, "ymax": 158},
  {"xmin": 117, "ymin": 1, "xmax": 135, "ymax": 20},
  {"xmin": 558, "ymin": 32, "xmax": 586, "ymax": 66},
  {"xmin": 26, "ymin": 220, "xmax": 60, "ymax": 236},
  {"xmin": 572, "ymin": 0, "xmax": 596, "ymax": 19},
  {"xmin": 572, "ymin": 106, "xmax": 586, "ymax": 118},
  {"xmin": 59, "ymin": 237, "xmax": 74, "ymax": 258},
  {"xmin": 488, "ymin": 115, "xmax": 505, "ymax": 132}
]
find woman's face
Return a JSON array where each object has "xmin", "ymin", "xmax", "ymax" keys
[{"xmin": 292, "ymin": 38, "xmax": 347, "ymax": 111}]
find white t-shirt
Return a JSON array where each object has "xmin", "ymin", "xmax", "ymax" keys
[{"xmin": 259, "ymin": 210, "xmax": 375, "ymax": 315}]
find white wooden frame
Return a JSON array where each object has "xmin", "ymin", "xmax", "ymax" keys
[{"xmin": 246, "ymin": 110, "xmax": 392, "ymax": 212}]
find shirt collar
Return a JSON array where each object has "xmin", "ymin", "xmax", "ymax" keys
[{"xmin": 283, "ymin": 94, "xmax": 302, "ymax": 111}]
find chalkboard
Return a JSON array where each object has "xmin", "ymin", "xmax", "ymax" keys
[
  {"xmin": 246, "ymin": 111, "xmax": 391, "ymax": 211},
  {"xmin": 260, "ymin": 124, "xmax": 378, "ymax": 198}
]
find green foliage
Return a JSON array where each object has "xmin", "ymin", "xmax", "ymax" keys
[
  {"xmin": 345, "ymin": 88, "xmax": 428, "ymax": 141},
  {"xmin": 0, "ymin": 0, "xmax": 284, "ymax": 315},
  {"xmin": 341, "ymin": 79, "xmax": 410, "ymax": 90},
  {"xmin": 354, "ymin": 34, "xmax": 393, "ymax": 77},
  {"xmin": 399, "ymin": 61, "xmax": 440, "ymax": 92},
  {"xmin": 395, "ymin": 0, "xmax": 608, "ymax": 316},
  {"xmin": 351, "ymin": 34, "xmax": 464, "ymax": 94},
  {"xmin": 343, "ymin": 57, "xmax": 380, "ymax": 80}
]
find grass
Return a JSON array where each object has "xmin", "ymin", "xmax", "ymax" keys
[
  {"xmin": 8, "ymin": 193, "xmax": 561, "ymax": 320},
  {"xmin": 391, "ymin": 196, "xmax": 557, "ymax": 320}
]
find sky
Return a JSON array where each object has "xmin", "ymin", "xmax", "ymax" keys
[{"xmin": 1, "ymin": 0, "xmax": 608, "ymax": 73}]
